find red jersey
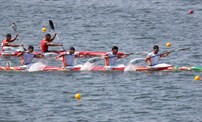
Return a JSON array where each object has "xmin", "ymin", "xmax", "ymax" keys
[
  {"xmin": 1, "ymin": 39, "xmax": 9, "ymax": 51},
  {"xmin": 40, "ymin": 39, "xmax": 48, "ymax": 52}
]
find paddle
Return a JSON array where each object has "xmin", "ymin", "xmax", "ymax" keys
[
  {"xmin": 124, "ymin": 58, "xmax": 145, "ymax": 71},
  {"xmin": 104, "ymin": 53, "xmax": 134, "ymax": 59},
  {"xmin": 87, "ymin": 52, "xmax": 134, "ymax": 64},
  {"xmin": 134, "ymin": 52, "xmax": 149, "ymax": 55},
  {"xmin": 169, "ymin": 47, "xmax": 190, "ymax": 53},
  {"xmin": 11, "ymin": 23, "xmax": 25, "ymax": 51},
  {"xmin": 129, "ymin": 58, "xmax": 145, "ymax": 65},
  {"xmin": 48, "ymin": 20, "xmax": 65, "ymax": 51},
  {"xmin": 134, "ymin": 47, "xmax": 190, "ymax": 57},
  {"xmin": 87, "ymin": 57, "xmax": 103, "ymax": 63},
  {"xmin": 148, "ymin": 47, "xmax": 190, "ymax": 59}
]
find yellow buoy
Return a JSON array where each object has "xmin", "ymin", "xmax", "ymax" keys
[
  {"xmin": 195, "ymin": 76, "xmax": 200, "ymax": 81},
  {"xmin": 75, "ymin": 93, "xmax": 81, "ymax": 100},
  {"xmin": 42, "ymin": 27, "xmax": 47, "ymax": 32},
  {"xmin": 166, "ymin": 42, "xmax": 171, "ymax": 47}
]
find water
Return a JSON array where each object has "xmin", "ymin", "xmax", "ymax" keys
[{"xmin": 0, "ymin": 0, "xmax": 202, "ymax": 121}]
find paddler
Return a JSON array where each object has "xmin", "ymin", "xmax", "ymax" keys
[
  {"xmin": 104, "ymin": 46, "xmax": 131, "ymax": 66},
  {"xmin": 1, "ymin": 33, "xmax": 23, "ymax": 51},
  {"xmin": 17, "ymin": 46, "xmax": 44, "ymax": 66},
  {"xmin": 145, "ymin": 45, "xmax": 171, "ymax": 66},
  {"xmin": 40, "ymin": 33, "xmax": 63, "ymax": 53},
  {"xmin": 56, "ymin": 47, "xmax": 83, "ymax": 67}
]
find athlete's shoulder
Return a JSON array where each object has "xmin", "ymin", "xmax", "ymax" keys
[
  {"xmin": 107, "ymin": 52, "xmax": 113, "ymax": 56},
  {"xmin": 148, "ymin": 52, "xmax": 154, "ymax": 56},
  {"xmin": 65, "ymin": 52, "xmax": 70, "ymax": 55}
]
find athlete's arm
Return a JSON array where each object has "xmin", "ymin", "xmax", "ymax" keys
[
  {"xmin": 55, "ymin": 52, "xmax": 65, "ymax": 59},
  {"xmin": 118, "ymin": 53, "xmax": 133, "ymax": 59},
  {"xmin": 46, "ymin": 42, "xmax": 63, "ymax": 46},
  {"xmin": 16, "ymin": 52, "xmax": 24, "ymax": 57},
  {"xmin": 16, "ymin": 52, "xmax": 24, "ymax": 65},
  {"xmin": 160, "ymin": 52, "xmax": 171, "ymax": 57},
  {"xmin": 145, "ymin": 55, "xmax": 152, "ymax": 66},
  {"xmin": 50, "ymin": 33, "xmax": 57, "ymax": 42},
  {"xmin": 6, "ymin": 44, "xmax": 23, "ymax": 47},
  {"xmin": 10, "ymin": 34, "xmax": 18, "ymax": 42},
  {"xmin": 75, "ymin": 54, "xmax": 84, "ymax": 58},
  {"xmin": 35, "ymin": 54, "xmax": 44, "ymax": 58}
]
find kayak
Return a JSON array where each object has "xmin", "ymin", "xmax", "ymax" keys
[
  {"xmin": 78, "ymin": 51, "xmax": 125, "ymax": 57},
  {"xmin": 0, "ymin": 51, "xmax": 125, "ymax": 57},
  {"xmin": 175, "ymin": 66, "xmax": 202, "ymax": 71},
  {"xmin": 0, "ymin": 64, "xmax": 201, "ymax": 72},
  {"xmin": 0, "ymin": 51, "xmax": 42, "ymax": 57}
]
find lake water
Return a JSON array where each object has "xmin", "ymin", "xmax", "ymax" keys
[{"xmin": 0, "ymin": 0, "xmax": 202, "ymax": 121}]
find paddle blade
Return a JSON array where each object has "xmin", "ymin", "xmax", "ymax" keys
[
  {"xmin": 174, "ymin": 47, "xmax": 190, "ymax": 52},
  {"xmin": 87, "ymin": 57, "xmax": 103, "ymax": 63},
  {"xmin": 129, "ymin": 58, "xmax": 145, "ymax": 65},
  {"xmin": 49, "ymin": 20, "xmax": 55, "ymax": 31},
  {"xmin": 12, "ymin": 23, "xmax": 17, "ymax": 32},
  {"xmin": 134, "ymin": 51, "xmax": 149, "ymax": 55}
]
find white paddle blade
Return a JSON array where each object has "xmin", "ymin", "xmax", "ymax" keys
[
  {"xmin": 56, "ymin": 35, "xmax": 60, "ymax": 40},
  {"xmin": 44, "ymin": 52, "xmax": 59, "ymax": 58},
  {"xmin": 134, "ymin": 51, "xmax": 149, "ymax": 55},
  {"xmin": 12, "ymin": 23, "xmax": 17, "ymax": 32},
  {"xmin": 174, "ymin": 47, "xmax": 190, "ymax": 52},
  {"xmin": 129, "ymin": 58, "xmax": 145, "ymax": 65},
  {"xmin": 87, "ymin": 57, "xmax": 103, "ymax": 63}
]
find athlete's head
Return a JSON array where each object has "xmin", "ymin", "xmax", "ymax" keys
[
  {"xmin": 153, "ymin": 45, "xmax": 159, "ymax": 54},
  {"xmin": 112, "ymin": 46, "xmax": 118, "ymax": 55},
  {"xmin": 6, "ymin": 33, "xmax": 12, "ymax": 40},
  {"xmin": 45, "ymin": 33, "xmax": 51, "ymax": 41},
  {"xmin": 69, "ymin": 47, "xmax": 75, "ymax": 54},
  {"xmin": 28, "ymin": 45, "xmax": 34, "ymax": 53}
]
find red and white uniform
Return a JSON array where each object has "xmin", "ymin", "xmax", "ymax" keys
[
  {"xmin": 40, "ymin": 39, "xmax": 48, "ymax": 53},
  {"xmin": 147, "ymin": 52, "xmax": 160, "ymax": 66},
  {"xmin": 1, "ymin": 39, "xmax": 9, "ymax": 51},
  {"xmin": 22, "ymin": 52, "xmax": 35, "ymax": 65},
  {"xmin": 105, "ymin": 52, "xmax": 118, "ymax": 66},
  {"xmin": 62, "ymin": 52, "xmax": 78, "ymax": 66}
]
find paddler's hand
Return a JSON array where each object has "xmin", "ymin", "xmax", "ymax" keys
[
  {"xmin": 124, "ymin": 54, "xmax": 130, "ymax": 58},
  {"xmin": 40, "ymin": 54, "xmax": 45, "ymax": 58},
  {"xmin": 101, "ymin": 55, "xmax": 108, "ymax": 59},
  {"xmin": 54, "ymin": 33, "xmax": 57, "ymax": 36},
  {"xmin": 82, "ymin": 53, "xmax": 89, "ymax": 58},
  {"xmin": 16, "ymin": 33, "xmax": 19, "ymax": 37},
  {"xmin": 80, "ymin": 55, "xmax": 84, "ymax": 58},
  {"xmin": 145, "ymin": 56, "xmax": 150, "ymax": 62},
  {"xmin": 161, "ymin": 51, "xmax": 171, "ymax": 57}
]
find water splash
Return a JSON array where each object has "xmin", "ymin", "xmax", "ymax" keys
[
  {"xmin": 28, "ymin": 62, "xmax": 46, "ymax": 72},
  {"xmin": 80, "ymin": 62, "xmax": 94, "ymax": 71},
  {"xmin": 124, "ymin": 63, "xmax": 135, "ymax": 72}
]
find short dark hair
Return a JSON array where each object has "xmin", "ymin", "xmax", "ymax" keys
[
  {"xmin": 45, "ymin": 33, "xmax": 51, "ymax": 37},
  {"xmin": 153, "ymin": 45, "xmax": 159, "ymax": 50},
  {"xmin": 28, "ymin": 45, "xmax": 34, "ymax": 50},
  {"xmin": 69, "ymin": 47, "xmax": 75, "ymax": 51},
  {"xmin": 6, "ymin": 33, "xmax": 11, "ymax": 37},
  {"xmin": 112, "ymin": 46, "xmax": 118, "ymax": 50}
]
